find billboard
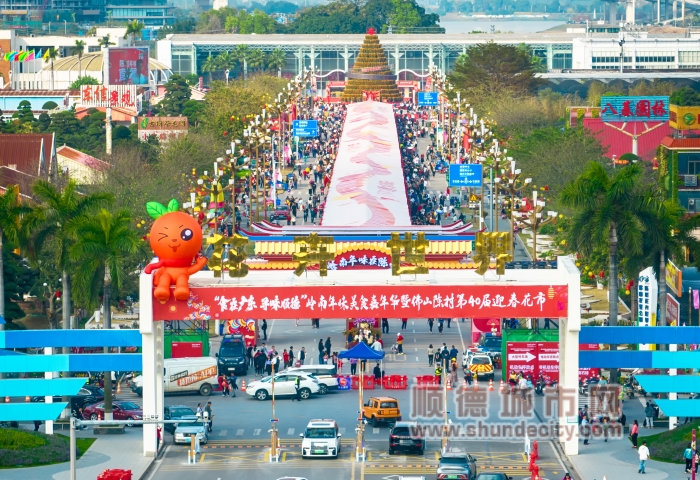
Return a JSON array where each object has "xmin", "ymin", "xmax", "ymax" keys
[
  {"xmin": 137, "ymin": 116, "xmax": 188, "ymax": 142},
  {"xmin": 666, "ymin": 259, "xmax": 683, "ymax": 297},
  {"xmin": 666, "ymin": 293, "xmax": 680, "ymax": 326},
  {"xmin": 81, "ymin": 84, "xmax": 137, "ymax": 108},
  {"xmin": 108, "ymin": 47, "xmax": 149, "ymax": 86},
  {"xmin": 449, "ymin": 163, "xmax": 483, "ymax": 187},
  {"xmin": 505, "ymin": 341, "xmax": 598, "ymax": 382},
  {"xmin": 638, "ymin": 266, "xmax": 658, "ymax": 351},
  {"xmin": 669, "ymin": 105, "xmax": 700, "ymax": 130},
  {"xmin": 417, "ymin": 92, "xmax": 438, "ymax": 107},
  {"xmin": 600, "ymin": 96, "xmax": 669, "ymax": 122}
]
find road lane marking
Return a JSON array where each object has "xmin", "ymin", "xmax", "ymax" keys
[
  {"xmin": 219, "ymin": 430, "xmax": 227, "ymax": 436},
  {"xmin": 254, "ymin": 429, "xmax": 261, "ymax": 436},
  {"xmin": 236, "ymin": 429, "xmax": 244, "ymax": 436},
  {"xmin": 200, "ymin": 454, "xmax": 206, "ymax": 463},
  {"xmin": 287, "ymin": 428, "xmax": 295, "ymax": 435},
  {"xmin": 373, "ymin": 428, "xmax": 379, "ymax": 434}
]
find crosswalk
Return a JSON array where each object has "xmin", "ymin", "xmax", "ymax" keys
[{"xmin": 196, "ymin": 426, "xmax": 362, "ymax": 438}]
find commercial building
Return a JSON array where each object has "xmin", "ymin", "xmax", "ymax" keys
[
  {"xmin": 106, "ymin": 0, "xmax": 175, "ymax": 27},
  {"xmin": 156, "ymin": 30, "xmax": 700, "ymax": 90}
]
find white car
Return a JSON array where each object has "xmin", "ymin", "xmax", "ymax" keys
[
  {"xmin": 300, "ymin": 419, "xmax": 341, "ymax": 458},
  {"xmin": 246, "ymin": 372, "xmax": 319, "ymax": 401},
  {"xmin": 284, "ymin": 365, "xmax": 339, "ymax": 395}
]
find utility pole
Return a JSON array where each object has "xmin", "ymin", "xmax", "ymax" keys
[{"xmin": 103, "ymin": 265, "xmax": 113, "ymax": 420}]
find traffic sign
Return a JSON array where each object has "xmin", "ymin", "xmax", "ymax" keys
[
  {"xmin": 469, "ymin": 194, "xmax": 478, "ymax": 202},
  {"xmin": 449, "ymin": 164, "xmax": 483, "ymax": 187},
  {"xmin": 417, "ymin": 92, "xmax": 439, "ymax": 107},
  {"xmin": 292, "ymin": 120, "xmax": 318, "ymax": 137}
]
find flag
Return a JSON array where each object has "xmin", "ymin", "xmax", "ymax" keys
[
  {"xmin": 694, "ymin": 289, "xmax": 699, "ymax": 310},
  {"xmin": 18, "ymin": 51, "xmax": 27, "ymax": 62},
  {"xmin": 42, "ymin": 49, "xmax": 50, "ymax": 60},
  {"xmin": 2, "ymin": 52, "xmax": 10, "ymax": 61},
  {"xmin": 25, "ymin": 50, "xmax": 35, "ymax": 62},
  {"xmin": 11, "ymin": 52, "xmax": 20, "ymax": 62},
  {"xmin": 36, "ymin": 49, "xmax": 42, "ymax": 59}
]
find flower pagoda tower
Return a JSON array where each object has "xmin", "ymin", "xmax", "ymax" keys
[{"xmin": 340, "ymin": 29, "xmax": 402, "ymax": 103}]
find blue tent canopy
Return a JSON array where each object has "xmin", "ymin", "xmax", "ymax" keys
[{"xmin": 338, "ymin": 341, "xmax": 385, "ymax": 360}]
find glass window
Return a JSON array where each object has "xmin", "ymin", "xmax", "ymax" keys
[
  {"xmin": 305, "ymin": 427, "xmax": 336, "ymax": 438},
  {"xmin": 380, "ymin": 401, "xmax": 397, "ymax": 408},
  {"xmin": 689, "ymin": 160, "xmax": 700, "ymax": 175}
]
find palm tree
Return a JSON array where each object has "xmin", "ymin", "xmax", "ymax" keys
[
  {"xmin": 247, "ymin": 49, "xmax": 265, "ymax": 73},
  {"xmin": 123, "ymin": 20, "xmax": 145, "ymax": 46},
  {"xmin": 44, "ymin": 47, "xmax": 59, "ymax": 91},
  {"xmin": 98, "ymin": 34, "xmax": 115, "ymax": 49},
  {"xmin": 234, "ymin": 44, "xmax": 250, "ymax": 79},
  {"xmin": 561, "ymin": 162, "xmax": 646, "ymax": 381},
  {"xmin": 0, "ymin": 185, "xmax": 30, "ymax": 333},
  {"xmin": 29, "ymin": 180, "xmax": 113, "ymax": 335},
  {"xmin": 73, "ymin": 40, "xmax": 85, "ymax": 79},
  {"xmin": 266, "ymin": 49, "xmax": 286, "ymax": 78},
  {"xmin": 201, "ymin": 55, "xmax": 217, "ymax": 85},
  {"xmin": 71, "ymin": 209, "xmax": 142, "ymax": 420},
  {"xmin": 216, "ymin": 52, "xmax": 235, "ymax": 81}
]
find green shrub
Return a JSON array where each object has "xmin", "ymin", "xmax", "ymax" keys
[
  {"xmin": 42, "ymin": 101, "xmax": 58, "ymax": 110},
  {"xmin": 0, "ymin": 429, "xmax": 47, "ymax": 450}
]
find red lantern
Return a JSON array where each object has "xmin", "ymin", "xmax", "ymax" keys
[
  {"xmin": 55, "ymin": 291, "xmax": 61, "ymax": 299},
  {"xmin": 223, "ymin": 131, "xmax": 227, "ymax": 136},
  {"xmin": 599, "ymin": 271, "xmax": 605, "ymax": 278}
]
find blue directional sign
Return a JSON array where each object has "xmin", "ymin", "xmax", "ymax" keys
[
  {"xmin": 292, "ymin": 120, "xmax": 318, "ymax": 137},
  {"xmin": 417, "ymin": 92, "xmax": 439, "ymax": 107},
  {"xmin": 449, "ymin": 164, "xmax": 482, "ymax": 187}
]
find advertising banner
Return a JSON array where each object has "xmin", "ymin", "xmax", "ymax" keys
[
  {"xmin": 171, "ymin": 342, "xmax": 203, "ymax": 359},
  {"xmin": 81, "ymin": 84, "xmax": 137, "ymax": 108},
  {"xmin": 222, "ymin": 319, "xmax": 257, "ymax": 347},
  {"xmin": 449, "ymin": 164, "xmax": 483, "ymax": 187},
  {"xmin": 417, "ymin": 92, "xmax": 438, "ymax": 107},
  {"xmin": 329, "ymin": 249, "xmax": 390, "ymax": 270},
  {"xmin": 506, "ymin": 342, "xmax": 537, "ymax": 376},
  {"xmin": 638, "ymin": 266, "xmax": 658, "ymax": 351},
  {"xmin": 175, "ymin": 366, "xmax": 217, "ymax": 387},
  {"xmin": 669, "ymin": 105, "xmax": 700, "ymax": 130},
  {"xmin": 506, "ymin": 341, "xmax": 599, "ymax": 382},
  {"xmin": 666, "ymin": 259, "xmax": 683, "ymax": 296},
  {"xmin": 600, "ymin": 96, "xmax": 669, "ymax": 122},
  {"xmin": 137, "ymin": 116, "xmax": 188, "ymax": 142},
  {"xmin": 666, "ymin": 293, "xmax": 680, "ymax": 326},
  {"xmin": 108, "ymin": 47, "xmax": 149, "ymax": 85},
  {"xmin": 537, "ymin": 342, "xmax": 559, "ymax": 378},
  {"xmin": 153, "ymin": 284, "xmax": 569, "ymax": 320}
]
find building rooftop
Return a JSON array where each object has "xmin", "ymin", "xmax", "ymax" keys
[
  {"xmin": 56, "ymin": 145, "xmax": 110, "ymax": 172},
  {"xmin": 51, "ymin": 53, "xmax": 170, "ymax": 73},
  {"xmin": 0, "ymin": 166, "xmax": 37, "ymax": 199},
  {"xmin": 661, "ymin": 136, "xmax": 700, "ymax": 150},
  {"xmin": 0, "ymin": 133, "xmax": 54, "ymax": 177}
]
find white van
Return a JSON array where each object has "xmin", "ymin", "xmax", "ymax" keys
[
  {"xmin": 131, "ymin": 357, "xmax": 218, "ymax": 397},
  {"xmin": 285, "ymin": 365, "xmax": 339, "ymax": 395}
]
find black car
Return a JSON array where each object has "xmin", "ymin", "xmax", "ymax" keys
[
  {"xmin": 164, "ymin": 405, "xmax": 198, "ymax": 434},
  {"xmin": 476, "ymin": 474, "xmax": 512, "ymax": 480},
  {"xmin": 437, "ymin": 451, "xmax": 478, "ymax": 480},
  {"xmin": 388, "ymin": 421, "xmax": 425, "ymax": 455},
  {"xmin": 216, "ymin": 334, "xmax": 248, "ymax": 375},
  {"xmin": 31, "ymin": 385, "xmax": 106, "ymax": 412}
]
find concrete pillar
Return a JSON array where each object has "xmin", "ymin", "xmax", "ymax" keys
[
  {"xmin": 546, "ymin": 44, "xmax": 553, "ymax": 70},
  {"xmin": 626, "ymin": 0, "xmax": 636, "ymax": 24},
  {"xmin": 559, "ymin": 256, "xmax": 581, "ymax": 456},
  {"xmin": 140, "ymin": 271, "xmax": 164, "ymax": 457},
  {"xmin": 343, "ymin": 45, "xmax": 349, "ymax": 73},
  {"xmin": 395, "ymin": 45, "xmax": 400, "ymax": 74}
]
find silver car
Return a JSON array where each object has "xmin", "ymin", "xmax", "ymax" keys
[{"xmin": 174, "ymin": 418, "xmax": 209, "ymax": 445}]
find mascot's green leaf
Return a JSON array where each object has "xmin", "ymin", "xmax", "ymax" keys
[
  {"xmin": 146, "ymin": 202, "xmax": 168, "ymax": 219},
  {"xmin": 167, "ymin": 199, "xmax": 179, "ymax": 212}
]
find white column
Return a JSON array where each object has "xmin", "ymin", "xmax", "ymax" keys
[
  {"xmin": 44, "ymin": 347, "xmax": 54, "ymax": 435},
  {"xmin": 140, "ymin": 271, "xmax": 159, "ymax": 457},
  {"xmin": 669, "ymin": 343, "xmax": 677, "ymax": 430},
  {"xmin": 560, "ymin": 256, "xmax": 581, "ymax": 456}
]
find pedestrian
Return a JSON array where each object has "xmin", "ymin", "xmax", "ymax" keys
[
  {"xmin": 265, "ymin": 354, "xmax": 273, "ymax": 376},
  {"xmin": 289, "ymin": 346, "xmax": 295, "ymax": 366},
  {"xmin": 438, "ymin": 318, "xmax": 444, "ymax": 334},
  {"xmin": 382, "ymin": 318, "xmax": 389, "ymax": 334},
  {"xmin": 562, "ymin": 474, "xmax": 572, "ymax": 480},
  {"xmin": 298, "ymin": 346, "xmax": 306, "ymax": 365},
  {"xmin": 631, "ymin": 419, "xmax": 639, "ymax": 448},
  {"xmin": 427, "ymin": 344, "xmax": 434, "ymax": 366},
  {"xmin": 350, "ymin": 357, "xmax": 358, "ymax": 375},
  {"xmin": 428, "ymin": 318, "xmax": 434, "ymax": 333},
  {"xmin": 644, "ymin": 402, "xmax": 654, "ymax": 428},
  {"xmin": 685, "ymin": 443, "xmax": 694, "ymax": 472},
  {"xmin": 447, "ymin": 317, "xmax": 451, "ymax": 328},
  {"xmin": 246, "ymin": 345, "xmax": 253, "ymax": 367},
  {"xmin": 401, "ymin": 318, "xmax": 408, "ymax": 329},
  {"xmin": 638, "ymin": 440, "xmax": 650, "ymax": 473},
  {"xmin": 464, "ymin": 366, "xmax": 473, "ymax": 386},
  {"xmin": 221, "ymin": 376, "xmax": 229, "ymax": 396},
  {"xmin": 435, "ymin": 364, "xmax": 443, "ymax": 384},
  {"xmin": 204, "ymin": 402, "xmax": 213, "ymax": 432},
  {"xmin": 396, "ymin": 333, "xmax": 404, "ymax": 355},
  {"xmin": 218, "ymin": 374, "xmax": 226, "ymax": 394},
  {"xmin": 196, "ymin": 403, "xmax": 203, "ymax": 417},
  {"xmin": 261, "ymin": 319, "xmax": 268, "ymax": 340},
  {"xmin": 292, "ymin": 375, "xmax": 302, "ymax": 402},
  {"xmin": 318, "ymin": 338, "xmax": 325, "ymax": 363},
  {"xmin": 283, "ymin": 349, "xmax": 290, "ymax": 368},
  {"xmin": 581, "ymin": 415, "xmax": 590, "ymax": 445},
  {"xmin": 324, "ymin": 336, "xmax": 332, "ymax": 356},
  {"xmin": 33, "ymin": 420, "xmax": 41, "ymax": 432},
  {"xmin": 228, "ymin": 374, "xmax": 237, "ymax": 397},
  {"xmin": 373, "ymin": 362, "xmax": 382, "ymax": 382}
]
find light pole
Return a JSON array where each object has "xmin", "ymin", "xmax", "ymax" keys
[
  {"xmin": 499, "ymin": 159, "xmax": 532, "ymax": 251},
  {"xmin": 511, "ymin": 190, "xmax": 557, "ymax": 262},
  {"xmin": 197, "ymin": 159, "xmax": 235, "ymax": 235}
]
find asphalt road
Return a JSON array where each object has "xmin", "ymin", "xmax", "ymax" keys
[{"xmin": 142, "ymin": 318, "xmax": 572, "ymax": 480}]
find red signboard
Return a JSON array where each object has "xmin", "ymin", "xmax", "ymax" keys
[
  {"xmin": 108, "ymin": 47, "xmax": 149, "ymax": 85},
  {"xmin": 152, "ymin": 284, "xmax": 568, "ymax": 320},
  {"xmin": 330, "ymin": 249, "xmax": 390, "ymax": 270},
  {"xmin": 506, "ymin": 342, "xmax": 537, "ymax": 376},
  {"xmin": 171, "ymin": 341, "xmax": 203, "ymax": 359},
  {"xmin": 506, "ymin": 341, "xmax": 599, "ymax": 382},
  {"xmin": 537, "ymin": 342, "xmax": 559, "ymax": 379},
  {"xmin": 666, "ymin": 293, "xmax": 680, "ymax": 326}
]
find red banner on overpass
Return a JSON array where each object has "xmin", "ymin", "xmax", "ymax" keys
[{"xmin": 152, "ymin": 284, "xmax": 568, "ymax": 320}]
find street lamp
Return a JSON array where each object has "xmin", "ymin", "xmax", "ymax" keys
[{"xmin": 511, "ymin": 190, "xmax": 557, "ymax": 262}]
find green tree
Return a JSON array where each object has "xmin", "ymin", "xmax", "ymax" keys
[
  {"xmin": 234, "ymin": 44, "xmax": 250, "ymax": 79},
  {"xmin": 69, "ymin": 75, "xmax": 100, "ymax": 90},
  {"xmin": 73, "ymin": 40, "xmax": 86, "ymax": 79},
  {"xmin": 449, "ymin": 42, "xmax": 546, "ymax": 97},
  {"xmin": 215, "ymin": 51, "xmax": 236, "ymax": 80},
  {"xmin": 266, "ymin": 49, "xmax": 286, "ymax": 77},
  {"xmin": 157, "ymin": 18, "xmax": 196, "ymax": 39},
  {"xmin": 71, "ymin": 208, "xmax": 142, "ymax": 419},
  {"xmin": 160, "ymin": 74, "xmax": 192, "ymax": 116},
  {"xmin": 561, "ymin": 163, "xmax": 646, "ymax": 381},
  {"xmin": 98, "ymin": 34, "xmax": 115, "ymax": 48},
  {"xmin": 182, "ymin": 99, "xmax": 206, "ymax": 127},
  {"xmin": 246, "ymin": 49, "xmax": 265, "ymax": 72},
  {"xmin": 123, "ymin": 20, "xmax": 145, "ymax": 46},
  {"xmin": 0, "ymin": 186, "xmax": 31, "ymax": 332},
  {"xmin": 201, "ymin": 55, "xmax": 218, "ymax": 85},
  {"xmin": 44, "ymin": 47, "xmax": 59, "ymax": 91},
  {"xmin": 29, "ymin": 180, "xmax": 113, "ymax": 335},
  {"xmin": 3, "ymin": 243, "xmax": 37, "ymax": 327},
  {"xmin": 670, "ymin": 86, "xmax": 700, "ymax": 106},
  {"xmin": 13, "ymin": 100, "xmax": 36, "ymax": 125},
  {"xmin": 388, "ymin": 0, "xmax": 421, "ymax": 33}
]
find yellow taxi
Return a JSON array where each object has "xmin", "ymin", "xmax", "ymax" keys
[{"xmin": 467, "ymin": 353, "xmax": 495, "ymax": 381}]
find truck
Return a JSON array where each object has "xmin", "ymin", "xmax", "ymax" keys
[{"xmin": 131, "ymin": 357, "xmax": 218, "ymax": 397}]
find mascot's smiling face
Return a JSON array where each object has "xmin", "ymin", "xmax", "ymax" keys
[{"xmin": 148, "ymin": 199, "xmax": 203, "ymax": 262}]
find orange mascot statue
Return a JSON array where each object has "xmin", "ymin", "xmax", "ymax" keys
[{"xmin": 144, "ymin": 199, "xmax": 208, "ymax": 302}]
